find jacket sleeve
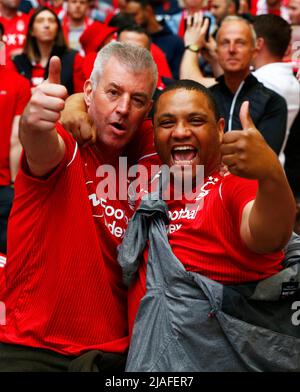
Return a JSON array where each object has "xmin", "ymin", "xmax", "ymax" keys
[{"xmin": 256, "ymin": 92, "xmax": 287, "ymax": 155}]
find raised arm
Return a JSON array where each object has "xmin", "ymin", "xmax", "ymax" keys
[
  {"xmin": 19, "ymin": 56, "xmax": 68, "ymax": 177},
  {"xmin": 180, "ymin": 12, "xmax": 217, "ymax": 87},
  {"xmin": 220, "ymin": 101, "xmax": 296, "ymax": 254},
  {"xmin": 9, "ymin": 116, "xmax": 22, "ymax": 182}
]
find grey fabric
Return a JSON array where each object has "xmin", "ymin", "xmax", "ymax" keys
[{"xmin": 118, "ymin": 194, "xmax": 300, "ymax": 372}]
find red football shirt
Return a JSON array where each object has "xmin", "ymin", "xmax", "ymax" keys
[
  {"xmin": 0, "ymin": 67, "xmax": 31, "ymax": 186},
  {"xmin": 0, "ymin": 12, "xmax": 29, "ymax": 60},
  {"xmin": 128, "ymin": 170, "xmax": 284, "ymax": 333},
  {"xmin": 0, "ymin": 120, "xmax": 156, "ymax": 355}
]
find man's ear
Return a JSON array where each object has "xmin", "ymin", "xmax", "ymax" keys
[
  {"xmin": 84, "ymin": 79, "xmax": 93, "ymax": 108},
  {"xmin": 256, "ymin": 37, "xmax": 265, "ymax": 52},
  {"xmin": 217, "ymin": 117, "xmax": 225, "ymax": 143}
]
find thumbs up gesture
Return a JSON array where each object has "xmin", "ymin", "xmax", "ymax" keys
[
  {"xmin": 21, "ymin": 56, "xmax": 68, "ymax": 133},
  {"xmin": 220, "ymin": 101, "xmax": 280, "ymax": 180}
]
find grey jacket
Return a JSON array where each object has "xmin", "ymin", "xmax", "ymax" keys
[{"xmin": 118, "ymin": 195, "xmax": 300, "ymax": 372}]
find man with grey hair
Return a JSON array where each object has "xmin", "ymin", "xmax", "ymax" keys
[
  {"xmin": 180, "ymin": 14, "xmax": 287, "ymax": 154},
  {"xmin": 0, "ymin": 41, "xmax": 157, "ymax": 371}
]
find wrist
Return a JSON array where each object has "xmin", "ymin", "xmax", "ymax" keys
[{"xmin": 184, "ymin": 44, "xmax": 201, "ymax": 53}]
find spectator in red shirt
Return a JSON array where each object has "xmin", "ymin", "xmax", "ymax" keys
[
  {"xmin": 0, "ymin": 42, "xmax": 157, "ymax": 371},
  {"xmin": 0, "ymin": 0, "xmax": 30, "ymax": 59},
  {"xmin": 0, "ymin": 22, "xmax": 31, "ymax": 255},
  {"xmin": 123, "ymin": 81, "xmax": 296, "ymax": 371},
  {"xmin": 12, "ymin": 6, "xmax": 85, "ymax": 93}
]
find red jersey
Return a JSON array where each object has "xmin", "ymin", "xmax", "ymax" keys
[
  {"xmin": 0, "ymin": 12, "xmax": 29, "ymax": 59},
  {"xmin": 128, "ymin": 171, "xmax": 284, "ymax": 333},
  {"xmin": 0, "ymin": 120, "xmax": 156, "ymax": 356},
  {"xmin": 0, "ymin": 67, "xmax": 31, "ymax": 186},
  {"xmin": 150, "ymin": 43, "xmax": 173, "ymax": 79}
]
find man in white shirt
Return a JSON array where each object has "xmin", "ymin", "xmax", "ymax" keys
[{"xmin": 252, "ymin": 13, "xmax": 300, "ymax": 164}]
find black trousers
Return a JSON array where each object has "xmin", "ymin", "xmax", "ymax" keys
[
  {"xmin": 0, "ymin": 186, "xmax": 14, "ymax": 254},
  {"xmin": 0, "ymin": 342, "xmax": 126, "ymax": 372}
]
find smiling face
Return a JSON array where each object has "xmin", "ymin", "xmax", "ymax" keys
[
  {"xmin": 84, "ymin": 56, "xmax": 153, "ymax": 156},
  {"xmin": 153, "ymin": 88, "xmax": 224, "ymax": 179}
]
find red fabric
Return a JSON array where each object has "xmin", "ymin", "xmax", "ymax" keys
[
  {"xmin": 0, "ymin": 12, "xmax": 29, "ymax": 59},
  {"xmin": 72, "ymin": 53, "xmax": 85, "ymax": 92},
  {"xmin": 0, "ymin": 67, "xmax": 31, "ymax": 186},
  {"xmin": 0, "ymin": 119, "xmax": 156, "ymax": 355},
  {"xmin": 250, "ymin": 0, "xmax": 258, "ymax": 15},
  {"xmin": 61, "ymin": 16, "xmax": 94, "ymax": 47},
  {"xmin": 178, "ymin": 10, "xmax": 187, "ymax": 39},
  {"xmin": 79, "ymin": 21, "xmax": 117, "ymax": 53},
  {"xmin": 81, "ymin": 51, "xmax": 97, "ymax": 79},
  {"xmin": 150, "ymin": 43, "xmax": 173, "ymax": 79},
  {"xmin": 30, "ymin": 62, "xmax": 45, "ymax": 88},
  {"xmin": 250, "ymin": 0, "xmax": 285, "ymax": 16},
  {"xmin": 128, "ymin": 171, "xmax": 284, "ymax": 334}
]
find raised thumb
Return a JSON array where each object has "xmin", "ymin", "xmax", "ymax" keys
[
  {"xmin": 239, "ymin": 101, "xmax": 255, "ymax": 130},
  {"xmin": 47, "ymin": 56, "xmax": 61, "ymax": 84}
]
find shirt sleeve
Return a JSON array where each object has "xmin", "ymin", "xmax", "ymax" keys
[{"xmin": 19, "ymin": 123, "xmax": 77, "ymax": 185}]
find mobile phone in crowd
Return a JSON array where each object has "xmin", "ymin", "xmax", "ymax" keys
[{"xmin": 203, "ymin": 16, "xmax": 212, "ymax": 42}]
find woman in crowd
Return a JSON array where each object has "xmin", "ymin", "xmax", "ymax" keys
[{"xmin": 12, "ymin": 6, "xmax": 84, "ymax": 95}]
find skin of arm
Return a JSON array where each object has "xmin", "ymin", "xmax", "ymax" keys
[
  {"xmin": 221, "ymin": 101, "xmax": 296, "ymax": 254},
  {"xmin": 9, "ymin": 115, "xmax": 22, "ymax": 182},
  {"xmin": 19, "ymin": 57, "xmax": 68, "ymax": 177}
]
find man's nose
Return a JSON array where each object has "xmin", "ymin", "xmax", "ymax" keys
[
  {"xmin": 172, "ymin": 123, "xmax": 192, "ymax": 139},
  {"xmin": 116, "ymin": 95, "xmax": 130, "ymax": 115},
  {"xmin": 229, "ymin": 41, "xmax": 236, "ymax": 52}
]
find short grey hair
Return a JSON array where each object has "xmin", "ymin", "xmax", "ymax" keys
[
  {"xmin": 90, "ymin": 41, "xmax": 158, "ymax": 97},
  {"xmin": 217, "ymin": 16, "xmax": 257, "ymax": 47}
]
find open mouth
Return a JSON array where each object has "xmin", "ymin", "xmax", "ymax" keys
[
  {"xmin": 171, "ymin": 146, "xmax": 197, "ymax": 165},
  {"xmin": 110, "ymin": 122, "xmax": 127, "ymax": 134}
]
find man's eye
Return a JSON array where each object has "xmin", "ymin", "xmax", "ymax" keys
[
  {"xmin": 107, "ymin": 90, "xmax": 119, "ymax": 97},
  {"xmin": 190, "ymin": 119, "xmax": 204, "ymax": 125},
  {"xmin": 133, "ymin": 97, "xmax": 145, "ymax": 107},
  {"xmin": 159, "ymin": 121, "xmax": 174, "ymax": 127}
]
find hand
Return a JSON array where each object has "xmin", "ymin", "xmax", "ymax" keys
[
  {"xmin": 184, "ymin": 12, "xmax": 210, "ymax": 49},
  {"xmin": 201, "ymin": 35, "xmax": 217, "ymax": 63},
  {"xmin": 60, "ymin": 94, "xmax": 97, "ymax": 145},
  {"xmin": 220, "ymin": 101, "xmax": 281, "ymax": 180},
  {"xmin": 21, "ymin": 56, "xmax": 68, "ymax": 134}
]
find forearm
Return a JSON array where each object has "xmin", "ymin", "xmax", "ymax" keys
[
  {"xmin": 19, "ymin": 120, "xmax": 65, "ymax": 177},
  {"xmin": 243, "ymin": 168, "xmax": 296, "ymax": 253},
  {"xmin": 9, "ymin": 116, "xmax": 22, "ymax": 182},
  {"xmin": 180, "ymin": 50, "xmax": 216, "ymax": 87},
  {"xmin": 180, "ymin": 49, "xmax": 202, "ymax": 80}
]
